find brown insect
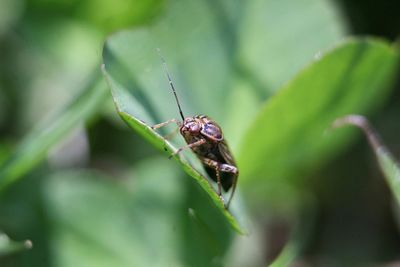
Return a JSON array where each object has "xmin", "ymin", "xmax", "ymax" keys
[{"xmin": 151, "ymin": 54, "xmax": 238, "ymax": 209}]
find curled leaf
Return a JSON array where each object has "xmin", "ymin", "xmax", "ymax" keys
[{"xmin": 332, "ymin": 114, "xmax": 400, "ymax": 204}]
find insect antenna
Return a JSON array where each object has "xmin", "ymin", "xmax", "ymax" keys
[{"xmin": 157, "ymin": 48, "xmax": 185, "ymax": 121}]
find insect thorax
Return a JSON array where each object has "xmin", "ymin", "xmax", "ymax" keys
[{"xmin": 180, "ymin": 115, "xmax": 223, "ymax": 142}]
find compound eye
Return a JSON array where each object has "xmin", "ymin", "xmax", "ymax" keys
[{"xmin": 189, "ymin": 123, "xmax": 200, "ymax": 133}]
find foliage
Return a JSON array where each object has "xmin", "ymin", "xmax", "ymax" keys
[{"xmin": 0, "ymin": 0, "xmax": 399, "ymax": 266}]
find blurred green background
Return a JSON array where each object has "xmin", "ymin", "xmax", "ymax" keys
[{"xmin": 0, "ymin": 0, "xmax": 399, "ymax": 266}]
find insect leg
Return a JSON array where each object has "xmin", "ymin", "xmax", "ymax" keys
[
  {"xmin": 218, "ymin": 163, "xmax": 238, "ymax": 208},
  {"xmin": 152, "ymin": 119, "xmax": 181, "ymax": 145},
  {"xmin": 200, "ymin": 157, "xmax": 224, "ymax": 202},
  {"xmin": 163, "ymin": 126, "xmax": 180, "ymax": 141},
  {"xmin": 169, "ymin": 138, "xmax": 206, "ymax": 159},
  {"xmin": 151, "ymin": 118, "xmax": 180, "ymax": 130},
  {"xmin": 200, "ymin": 157, "xmax": 238, "ymax": 208},
  {"xmin": 226, "ymin": 173, "xmax": 238, "ymax": 209}
]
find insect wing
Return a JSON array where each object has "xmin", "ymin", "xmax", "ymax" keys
[{"xmin": 218, "ymin": 140, "xmax": 236, "ymax": 166}]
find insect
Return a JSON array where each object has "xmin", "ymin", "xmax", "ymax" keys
[{"xmin": 151, "ymin": 53, "xmax": 239, "ymax": 209}]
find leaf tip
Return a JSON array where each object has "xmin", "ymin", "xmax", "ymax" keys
[
  {"xmin": 331, "ymin": 114, "xmax": 384, "ymax": 152},
  {"xmin": 331, "ymin": 114, "xmax": 369, "ymax": 130}
]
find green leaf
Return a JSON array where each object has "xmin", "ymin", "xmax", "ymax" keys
[
  {"xmin": 0, "ymin": 232, "xmax": 32, "ymax": 257},
  {"xmin": 25, "ymin": 0, "xmax": 162, "ymax": 33},
  {"xmin": 237, "ymin": 0, "xmax": 346, "ymax": 94},
  {"xmin": 206, "ymin": 0, "xmax": 346, "ymax": 147},
  {"xmin": 0, "ymin": 73, "xmax": 108, "ymax": 191},
  {"xmin": 239, "ymin": 39, "xmax": 399, "ymax": 204},
  {"xmin": 332, "ymin": 115, "xmax": 400, "ymax": 204},
  {"xmin": 44, "ymin": 158, "xmax": 234, "ymax": 267},
  {"xmin": 76, "ymin": 0, "xmax": 163, "ymax": 32}
]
